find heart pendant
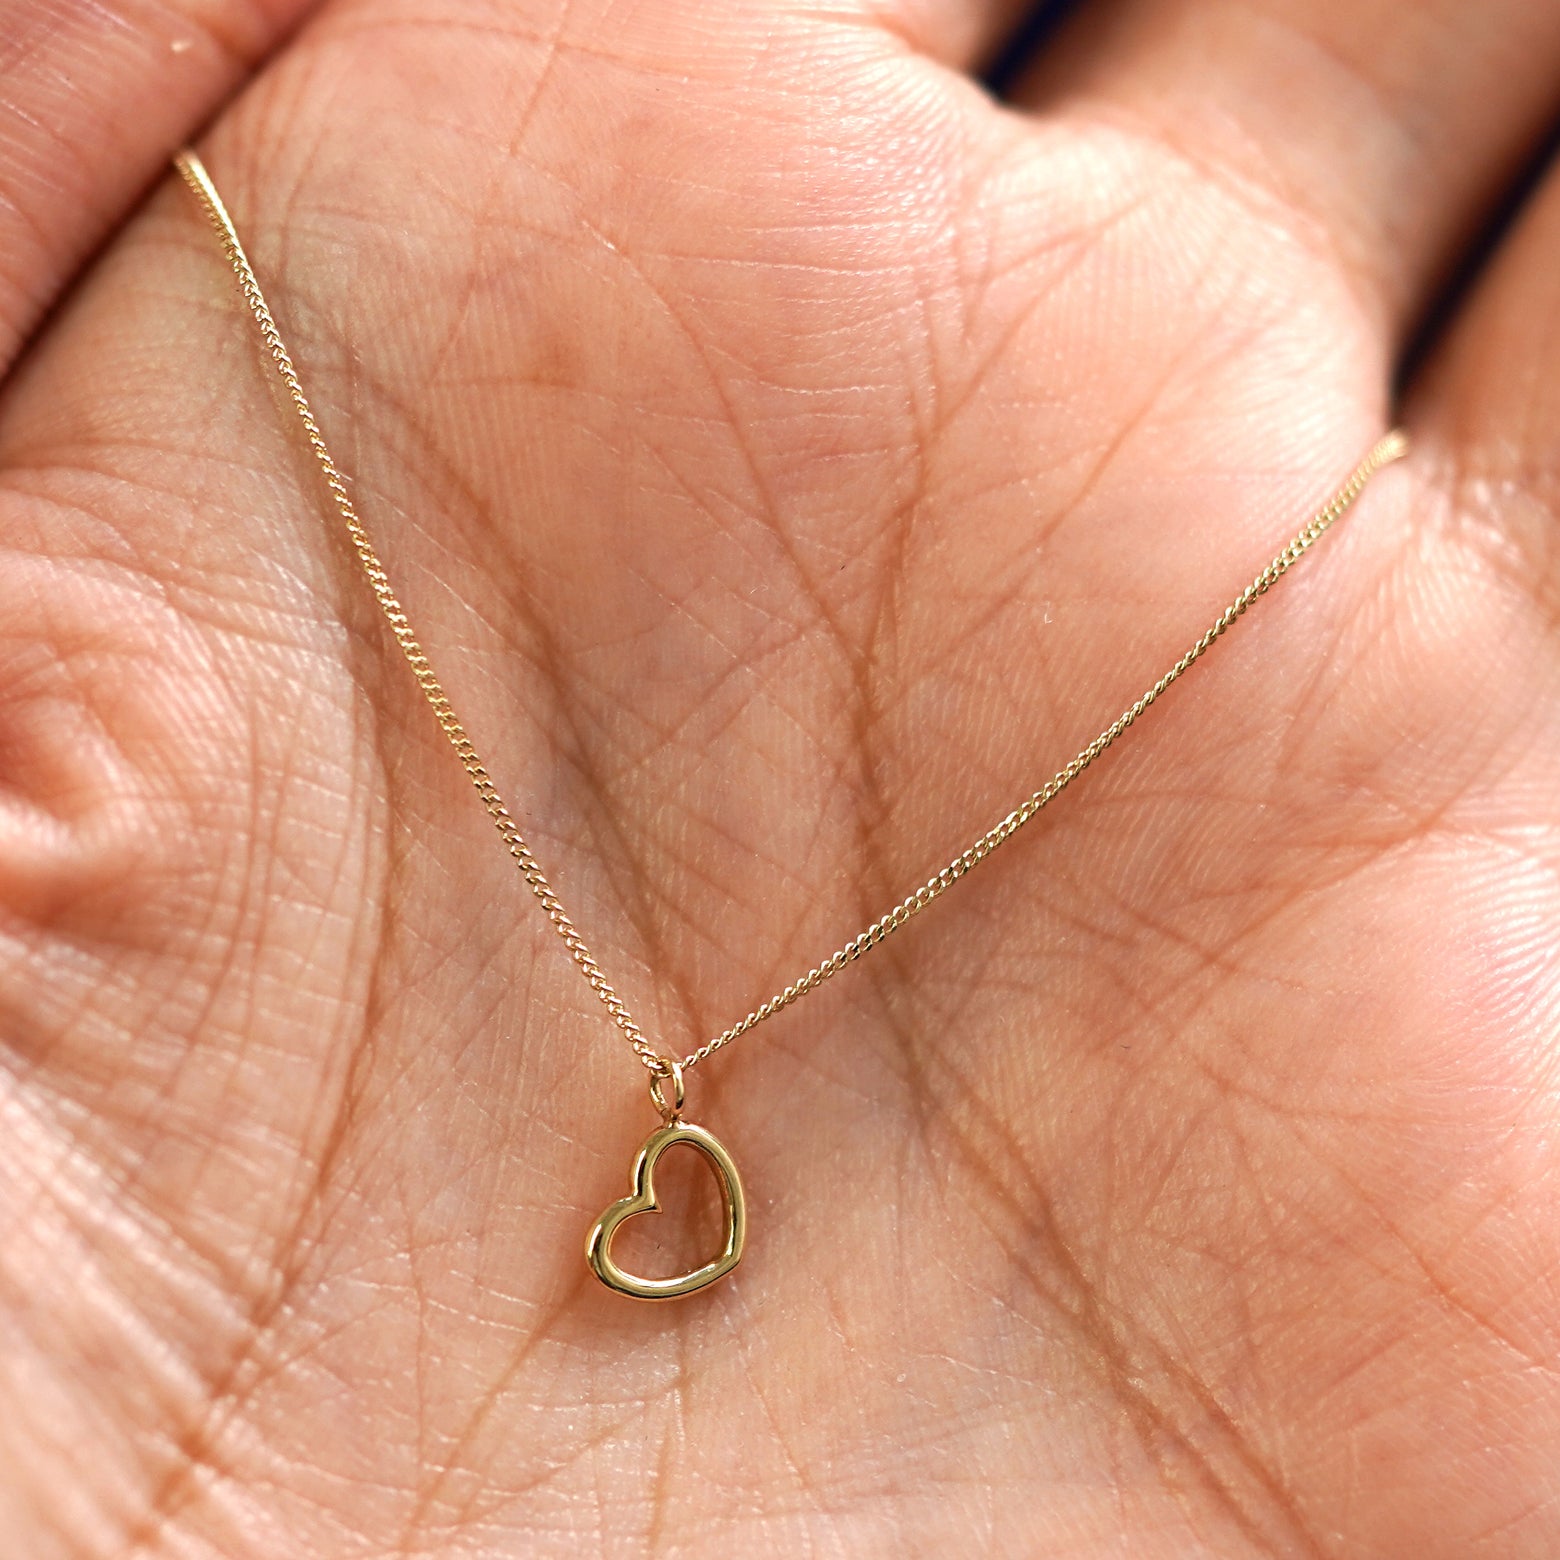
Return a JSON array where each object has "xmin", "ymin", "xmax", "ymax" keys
[{"xmin": 585, "ymin": 1118, "xmax": 747, "ymax": 1301}]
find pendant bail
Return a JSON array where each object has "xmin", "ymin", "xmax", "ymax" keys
[{"xmin": 648, "ymin": 1058, "xmax": 685, "ymax": 1124}]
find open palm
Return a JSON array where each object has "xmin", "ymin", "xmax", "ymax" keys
[{"xmin": 5, "ymin": 0, "xmax": 1560, "ymax": 1553}]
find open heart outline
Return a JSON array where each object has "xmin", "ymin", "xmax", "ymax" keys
[{"xmin": 585, "ymin": 1120, "xmax": 747, "ymax": 1300}]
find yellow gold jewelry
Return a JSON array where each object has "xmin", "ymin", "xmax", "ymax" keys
[
  {"xmin": 174, "ymin": 149, "xmax": 1408, "ymax": 1303},
  {"xmin": 584, "ymin": 1062, "xmax": 746, "ymax": 1300}
]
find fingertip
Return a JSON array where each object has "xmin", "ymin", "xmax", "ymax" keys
[{"xmin": 0, "ymin": 0, "xmax": 323, "ymax": 377}]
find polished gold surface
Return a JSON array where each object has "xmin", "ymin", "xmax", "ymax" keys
[
  {"xmin": 585, "ymin": 1075, "xmax": 746, "ymax": 1300},
  {"xmin": 177, "ymin": 147, "xmax": 1406, "ymax": 1299}
]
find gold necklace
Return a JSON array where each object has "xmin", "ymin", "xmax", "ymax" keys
[{"xmin": 175, "ymin": 149, "xmax": 1408, "ymax": 1303}]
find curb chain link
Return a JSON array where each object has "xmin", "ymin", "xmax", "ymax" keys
[{"xmin": 177, "ymin": 151, "xmax": 1408, "ymax": 1080}]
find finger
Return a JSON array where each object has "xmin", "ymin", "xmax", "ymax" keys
[
  {"xmin": 1005, "ymin": 0, "xmax": 1560, "ymax": 339},
  {"xmin": 849, "ymin": 0, "xmax": 1036, "ymax": 69},
  {"xmin": 1406, "ymin": 149, "xmax": 1560, "ymax": 627},
  {"xmin": 0, "ymin": 0, "xmax": 317, "ymax": 375}
]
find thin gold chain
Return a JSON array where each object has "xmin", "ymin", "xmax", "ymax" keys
[{"xmin": 176, "ymin": 149, "xmax": 1408, "ymax": 1079}]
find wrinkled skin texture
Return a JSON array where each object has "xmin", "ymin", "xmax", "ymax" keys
[{"xmin": 3, "ymin": 0, "xmax": 1560, "ymax": 1554}]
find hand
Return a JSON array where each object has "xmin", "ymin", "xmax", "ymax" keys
[{"xmin": 4, "ymin": 1, "xmax": 1558, "ymax": 1552}]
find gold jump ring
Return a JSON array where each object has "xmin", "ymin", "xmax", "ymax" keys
[{"xmin": 648, "ymin": 1059, "xmax": 685, "ymax": 1124}]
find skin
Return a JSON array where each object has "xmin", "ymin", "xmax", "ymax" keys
[{"xmin": 2, "ymin": 0, "xmax": 1559, "ymax": 1553}]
